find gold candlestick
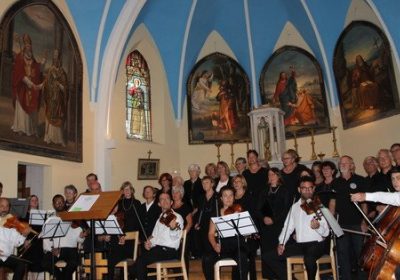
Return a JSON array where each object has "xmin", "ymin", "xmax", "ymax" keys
[
  {"xmin": 317, "ymin": 152, "xmax": 325, "ymax": 161},
  {"xmin": 215, "ymin": 144, "xmax": 222, "ymax": 162},
  {"xmin": 292, "ymin": 131, "xmax": 299, "ymax": 154},
  {"xmin": 330, "ymin": 126, "xmax": 340, "ymax": 158},
  {"xmin": 310, "ymin": 129, "xmax": 317, "ymax": 160},
  {"xmin": 230, "ymin": 142, "xmax": 235, "ymax": 171}
]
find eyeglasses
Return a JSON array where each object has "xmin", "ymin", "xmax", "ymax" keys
[
  {"xmin": 282, "ymin": 157, "xmax": 292, "ymax": 161},
  {"xmin": 300, "ymin": 186, "xmax": 314, "ymax": 191}
]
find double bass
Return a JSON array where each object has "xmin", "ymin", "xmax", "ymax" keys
[{"xmin": 356, "ymin": 203, "xmax": 400, "ymax": 279}]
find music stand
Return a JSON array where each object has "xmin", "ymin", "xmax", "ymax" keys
[
  {"xmin": 29, "ymin": 210, "xmax": 55, "ymax": 226},
  {"xmin": 40, "ymin": 217, "xmax": 70, "ymax": 278},
  {"xmin": 211, "ymin": 211, "xmax": 258, "ymax": 280},
  {"xmin": 59, "ymin": 191, "xmax": 121, "ymax": 280},
  {"xmin": 317, "ymin": 205, "xmax": 344, "ymax": 279},
  {"xmin": 88, "ymin": 215, "xmax": 123, "ymax": 235}
]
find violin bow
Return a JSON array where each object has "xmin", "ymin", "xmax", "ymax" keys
[
  {"xmin": 352, "ymin": 201, "xmax": 386, "ymax": 245},
  {"xmin": 131, "ymin": 201, "xmax": 148, "ymax": 241},
  {"xmin": 281, "ymin": 196, "xmax": 296, "ymax": 245}
]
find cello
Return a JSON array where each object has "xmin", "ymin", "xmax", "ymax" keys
[{"xmin": 354, "ymin": 202, "xmax": 400, "ymax": 279}]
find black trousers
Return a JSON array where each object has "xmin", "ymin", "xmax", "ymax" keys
[
  {"xmin": 130, "ymin": 245, "xmax": 178, "ymax": 280},
  {"xmin": 107, "ymin": 236, "xmax": 134, "ymax": 280},
  {"xmin": 42, "ymin": 248, "xmax": 79, "ymax": 280},
  {"xmin": 264, "ymin": 240, "xmax": 326, "ymax": 280},
  {"xmin": 0, "ymin": 256, "xmax": 27, "ymax": 280}
]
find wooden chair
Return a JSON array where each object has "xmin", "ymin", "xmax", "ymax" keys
[
  {"xmin": 83, "ymin": 252, "xmax": 108, "ymax": 279},
  {"xmin": 214, "ymin": 258, "xmax": 237, "ymax": 280},
  {"xmin": 147, "ymin": 230, "xmax": 188, "ymax": 280},
  {"xmin": 115, "ymin": 231, "xmax": 139, "ymax": 280},
  {"xmin": 286, "ymin": 239, "xmax": 337, "ymax": 280},
  {"xmin": 287, "ymin": 255, "xmax": 308, "ymax": 280}
]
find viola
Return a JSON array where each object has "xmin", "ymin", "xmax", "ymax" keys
[
  {"xmin": 4, "ymin": 215, "xmax": 38, "ymax": 235},
  {"xmin": 159, "ymin": 209, "xmax": 180, "ymax": 230}
]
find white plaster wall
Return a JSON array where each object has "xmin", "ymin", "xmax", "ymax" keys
[{"xmin": 109, "ymin": 24, "xmax": 181, "ymax": 195}]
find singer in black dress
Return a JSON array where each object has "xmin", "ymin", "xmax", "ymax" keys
[
  {"xmin": 108, "ymin": 181, "xmax": 141, "ymax": 280},
  {"xmin": 256, "ymin": 168, "xmax": 291, "ymax": 279}
]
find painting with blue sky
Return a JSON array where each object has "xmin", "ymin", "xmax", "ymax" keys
[{"xmin": 260, "ymin": 46, "xmax": 330, "ymax": 138}]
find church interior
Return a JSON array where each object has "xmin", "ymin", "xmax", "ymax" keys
[{"xmin": 0, "ymin": 0, "xmax": 400, "ymax": 279}]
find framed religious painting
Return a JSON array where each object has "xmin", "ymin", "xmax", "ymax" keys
[
  {"xmin": 333, "ymin": 21, "xmax": 400, "ymax": 129},
  {"xmin": 137, "ymin": 159, "xmax": 160, "ymax": 180},
  {"xmin": 0, "ymin": 0, "xmax": 83, "ymax": 162},
  {"xmin": 187, "ymin": 52, "xmax": 251, "ymax": 144},
  {"xmin": 259, "ymin": 46, "xmax": 330, "ymax": 138}
]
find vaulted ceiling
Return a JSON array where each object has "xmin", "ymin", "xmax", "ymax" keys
[{"xmin": 65, "ymin": 0, "xmax": 400, "ymax": 121}]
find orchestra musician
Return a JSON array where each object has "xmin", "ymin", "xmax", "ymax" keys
[
  {"xmin": 21, "ymin": 195, "xmax": 45, "ymax": 275},
  {"xmin": 0, "ymin": 198, "xmax": 31, "ymax": 280},
  {"xmin": 233, "ymin": 174, "xmax": 258, "ymax": 280},
  {"xmin": 42, "ymin": 195, "xmax": 86, "ymax": 280},
  {"xmin": 203, "ymin": 185, "xmax": 249, "ymax": 280},
  {"xmin": 351, "ymin": 166, "xmax": 400, "ymax": 278},
  {"xmin": 264, "ymin": 176, "xmax": 329, "ymax": 280},
  {"xmin": 130, "ymin": 192, "xmax": 183, "ymax": 280}
]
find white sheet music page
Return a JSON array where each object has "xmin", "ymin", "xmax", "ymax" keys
[{"xmin": 68, "ymin": 194, "xmax": 100, "ymax": 212}]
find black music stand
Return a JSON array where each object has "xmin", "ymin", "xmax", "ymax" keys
[
  {"xmin": 318, "ymin": 205, "xmax": 344, "ymax": 279},
  {"xmin": 88, "ymin": 215, "xmax": 123, "ymax": 235},
  {"xmin": 29, "ymin": 209, "xmax": 55, "ymax": 226},
  {"xmin": 211, "ymin": 211, "xmax": 258, "ymax": 280},
  {"xmin": 40, "ymin": 218, "xmax": 71, "ymax": 279}
]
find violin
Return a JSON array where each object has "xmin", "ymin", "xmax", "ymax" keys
[
  {"xmin": 4, "ymin": 216, "xmax": 38, "ymax": 235},
  {"xmin": 224, "ymin": 204, "xmax": 243, "ymax": 215},
  {"xmin": 300, "ymin": 195, "xmax": 323, "ymax": 220},
  {"xmin": 159, "ymin": 209, "xmax": 180, "ymax": 230}
]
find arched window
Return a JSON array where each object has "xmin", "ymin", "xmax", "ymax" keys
[{"xmin": 126, "ymin": 50, "xmax": 152, "ymax": 141}]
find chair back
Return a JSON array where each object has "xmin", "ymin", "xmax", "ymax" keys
[
  {"xmin": 124, "ymin": 231, "xmax": 140, "ymax": 261},
  {"xmin": 179, "ymin": 230, "xmax": 187, "ymax": 263}
]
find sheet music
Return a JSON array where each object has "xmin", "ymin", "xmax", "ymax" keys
[
  {"xmin": 86, "ymin": 215, "xmax": 123, "ymax": 235},
  {"xmin": 68, "ymin": 194, "xmax": 99, "ymax": 212},
  {"xmin": 211, "ymin": 211, "xmax": 258, "ymax": 238},
  {"xmin": 29, "ymin": 209, "xmax": 55, "ymax": 225}
]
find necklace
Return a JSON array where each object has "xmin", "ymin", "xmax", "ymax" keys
[
  {"xmin": 268, "ymin": 185, "xmax": 280, "ymax": 195},
  {"xmin": 122, "ymin": 198, "xmax": 134, "ymax": 211}
]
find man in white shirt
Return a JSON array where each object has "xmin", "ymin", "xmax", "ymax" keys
[
  {"xmin": 41, "ymin": 195, "xmax": 85, "ymax": 280},
  {"xmin": 0, "ymin": 198, "xmax": 30, "ymax": 280},
  {"xmin": 352, "ymin": 166, "xmax": 400, "ymax": 205},
  {"xmin": 265, "ymin": 176, "xmax": 330, "ymax": 280},
  {"xmin": 131, "ymin": 192, "xmax": 184, "ymax": 280}
]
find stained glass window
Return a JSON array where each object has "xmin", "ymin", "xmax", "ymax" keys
[{"xmin": 126, "ymin": 50, "xmax": 152, "ymax": 141}]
